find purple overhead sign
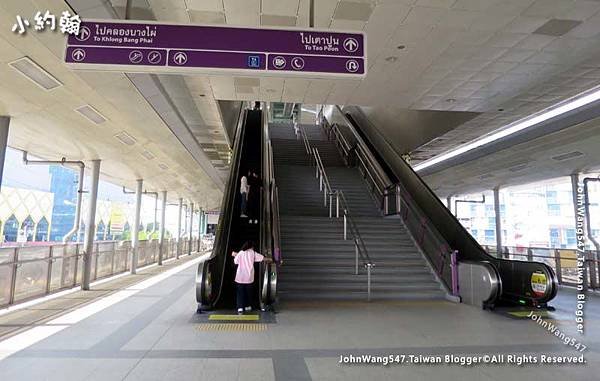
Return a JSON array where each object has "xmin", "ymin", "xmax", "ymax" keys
[{"xmin": 64, "ymin": 20, "xmax": 366, "ymax": 78}]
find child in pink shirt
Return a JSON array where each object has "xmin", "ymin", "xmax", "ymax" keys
[{"xmin": 232, "ymin": 241, "xmax": 271, "ymax": 314}]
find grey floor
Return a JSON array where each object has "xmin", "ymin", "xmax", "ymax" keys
[{"xmin": 0, "ymin": 263, "xmax": 598, "ymax": 381}]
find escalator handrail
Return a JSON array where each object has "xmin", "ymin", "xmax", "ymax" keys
[{"xmin": 204, "ymin": 106, "xmax": 248, "ymax": 307}]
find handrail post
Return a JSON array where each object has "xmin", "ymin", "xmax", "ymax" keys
[
  {"xmin": 451, "ymin": 250, "xmax": 459, "ymax": 296},
  {"xmin": 9, "ymin": 248, "xmax": 18, "ymax": 305},
  {"xmin": 366, "ymin": 263, "xmax": 373, "ymax": 302},
  {"xmin": 355, "ymin": 239, "xmax": 359, "ymax": 275},
  {"xmin": 336, "ymin": 192, "xmax": 339, "ymax": 218},
  {"xmin": 329, "ymin": 193, "xmax": 333, "ymax": 218},
  {"xmin": 45, "ymin": 246, "xmax": 53, "ymax": 294},
  {"xmin": 527, "ymin": 248, "xmax": 533, "ymax": 262},
  {"xmin": 554, "ymin": 249, "xmax": 562, "ymax": 284},
  {"xmin": 344, "ymin": 213, "xmax": 347, "ymax": 240},
  {"xmin": 396, "ymin": 184, "xmax": 401, "ymax": 214},
  {"xmin": 383, "ymin": 188, "xmax": 389, "ymax": 215}
]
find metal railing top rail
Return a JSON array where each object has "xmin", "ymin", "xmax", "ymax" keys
[
  {"xmin": 335, "ymin": 189, "xmax": 372, "ymax": 266},
  {"xmin": 313, "ymin": 147, "xmax": 334, "ymax": 196},
  {"xmin": 311, "ymin": 147, "xmax": 372, "ymax": 267},
  {"xmin": 0, "ymin": 237, "xmax": 204, "ymax": 309},
  {"xmin": 298, "ymin": 122, "xmax": 312, "ymax": 155}
]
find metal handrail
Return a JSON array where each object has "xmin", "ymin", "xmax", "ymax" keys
[
  {"xmin": 321, "ymin": 110, "xmax": 454, "ymax": 293},
  {"xmin": 297, "ymin": 123, "xmax": 374, "ymax": 299},
  {"xmin": 0, "ymin": 237, "xmax": 206, "ymax": 309},
  {"xmin": 298, "ymin": 123, "xmax": 312, "ymax": 155},
  {"xmin": 311, "ymin": 149, "xmax": 373, "ymax": 273}
]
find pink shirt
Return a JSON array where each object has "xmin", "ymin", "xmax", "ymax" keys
[{"xmin": 234, "ymin": 249, "xmax": 264, "ymax": 284}]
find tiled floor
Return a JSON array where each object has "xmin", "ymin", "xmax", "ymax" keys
[{"xmin": 0, "ymin": 259, "xmax": 597, "ymax": 381}]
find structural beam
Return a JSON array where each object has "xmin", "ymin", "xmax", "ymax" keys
[
  {"xmin": 131, "ymin": 179, "xmax": 143, "ymax": 274},
  {"xmin": 82, "ymin": 160, "xmax": 101, "ymax": 290},
  {"xmin": 0, "ymin": 117, "xmax": 9, "ymax": 191},
  {"xmin": 493, "ymin": 187, "xmax": 503, "ymax": 255},
  {"xmin": 158, "ymin": 191, "xmax": 167, "ymax": 265}
]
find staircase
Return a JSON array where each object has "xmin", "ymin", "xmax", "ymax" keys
[{"xmin": 271, "ymin": 122, "xmax": 445, "ymax": 301}]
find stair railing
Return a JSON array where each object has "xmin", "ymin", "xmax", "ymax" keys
[
  {"xmin": 312, "ymin": 147, "xmax": 375, "ymax": 301},
  {"xmin": 298, "ymin": 123, "xmax": 312, "ymax": 155},
  {"xmin": 320, "ymin": 107, "xmax": 455, "ymax": 293}
]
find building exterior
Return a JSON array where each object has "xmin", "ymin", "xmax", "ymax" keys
[{"xmin": 0, "ymin": 186, "xmax": 54, "ymax": 243}]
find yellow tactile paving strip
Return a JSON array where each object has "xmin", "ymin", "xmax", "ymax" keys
[{"xmin": 196, "ymin": 323, "xmax": 267, "ymax": 331}]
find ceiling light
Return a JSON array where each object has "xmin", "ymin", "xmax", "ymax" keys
[
  {"xmin": 551, "ymin": 151, "xmax": 584, "ymax": 162},
  {"xmin": 199, "ymin": 94, "xmax": 206, "ymax": 97},
  {"xmin": 114, "ymin": 131, "xmax": 137, "ymax": 146},
  {"xmin": 158, "ymin": 163, "xmax": 169, "ymax": 170},
  {"xmin": 301, "ymin": 108, "xmax": 317, "ymax": 114},
  {"xmin": 75, "ymin": 105, "xmax": 107, "ymax": 124},
  {"xmin": 414, "ymin": 85, "xmax": 600, "ymax": 172},
  {"xmin": 9, "ymin": 57, "xmax": 62, "ymax": 91},
  {"xmin": 141, "ymin": 149, "xmax": 155, "ymax": 160},
  {"xmin": 397, "ymin": 45, "xmax": 406, "ymax": 50},
  {"xmin": 385, "ymin": 56, "xmax": 398, "ymax": 62}
]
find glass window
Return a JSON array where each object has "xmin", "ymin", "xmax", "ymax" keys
[
  {"xmin": 546, "ymin": 190, "xmax": 557, "ymax": 202},
  {"xmin": 547, "ymin": 204, "xmax": 560, "ymax": 216},
  {"xmin": 484, "ymin": 229, "xmax": 495, "ymax": 244},
  {"xmin": 471, "ymin": 229, "xmax": 478, "ymax": 237},
  {"xmin": 550, "ymin": 228, "xmax": 560, "ymax": 247},
  {"xmin": 3, "ymin": 215, "xmax": 19, "ymax": 242},
  {"xmin": 566, "ymin": 229, "xmax": 576, "ymax": 246},
  {"xmin": 35, "ymin": 217, "xmax": 49, "ymax": 241}
]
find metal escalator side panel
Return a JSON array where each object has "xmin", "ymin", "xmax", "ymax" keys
[
  {"xmin": 341, "ymin": 105, "xmax": 558, "ymax": 307},
  {"xmin": 457, "ymin": 260, "xmax": 501, "ymax": 308}
]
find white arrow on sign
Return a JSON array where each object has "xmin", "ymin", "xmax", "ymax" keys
[
  {"xmin": 173, "ymin": 51, "xmax": 188, "ymax": 65},
  {"xmin": 343, "ymin": 37, "xmax": 358, "ymax": 53},
  {"xmin": 72, "ymin": 48, "xmax": 86, "ymax": 62}
]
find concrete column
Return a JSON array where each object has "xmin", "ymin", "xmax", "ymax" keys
[
  {"xmin": 0, "ymin": 117, "xmax": 9, "ymax": 191},
  {"xmin": 198, "ymin": 209, "xmax": 204, "ymax": 238},
  {"xmin": 188, "ymin": 202, "xmax": 194, "ymax": 255},
  {"xmin": 493, "ymin": 187, "xmax": 503, "ymax": 255},
  {"xmin": 131, "ymin": 179, "xmax": 143, "ymax": 274},
  {"xmin": 82, "ymin": 160, "xmax": 101, "ymax": 290},
  {"xmin": 158, "ymin": 191, "xmax": 167, "ymax": 265},
  {"xmin": 176, "ymin": 198, "xmax": 182, "ymax": 259}
]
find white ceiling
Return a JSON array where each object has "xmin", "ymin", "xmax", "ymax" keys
[
  {"xmin": 423, "ymin": 114, "xmax": 600, "ymax": 197},
  {"xmin": 138, "ymin": 0, "xmax": 600, "ymax": 161},
  {"xmin": 2, "ymin": 0, "xmax": 600, "ymax": 209},
  {"xmin": 0, "ymin": 0, "xmax": 223, "ymax": 208}
]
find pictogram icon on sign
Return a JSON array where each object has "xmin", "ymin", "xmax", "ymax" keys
[
  {"xmin": 346, "ymin": 59, "xmax": 359, "ymax": 73},
  {"xmin": 75, "ymin": 26, "xmax": 90, "ymax": 42},
  {"xmin": 147, "ymin": 50, "xmax": 162, "ymax": 64},
  {"xmin": 343, "ymin": 37, "xmax": 358, "ymax": 53},
  {"xmin": 291, "ymin": 57, "xmax": 305, "ymax": 70},
  {"xmin": 71, "ymin": 48, "xmax": 86, "ymax": 62},
  {"xmin": 273, "ymin": 56, "xmax": 286, "ymax": 69},
  {"xmin": 173, "ymin": 51, "xmax": 188, "ymax": 65},
  {"xmin": 129, "ymin": 50, "xmax": 143, "ymax": 64}
]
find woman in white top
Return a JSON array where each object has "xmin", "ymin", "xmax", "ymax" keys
[{"xmin": 232, "ymin": 240, "xmax": 271, "ymax": 314}]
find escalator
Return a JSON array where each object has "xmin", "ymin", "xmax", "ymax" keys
[
  {"xmin": 196, "ymin": 105, "xmax": 278, "ymax": 311},
  {"xmin": 324, "ymin": 105, "xmax": 558, "ymax": 309}
]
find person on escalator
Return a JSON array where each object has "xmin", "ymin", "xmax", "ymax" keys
[
  {"xmin": 240, "ymin": 172, "xmax": 249, "ymax": 218},
  {"xmin": 232, "ymin": 240, "xmax": 271, "ymax": 314},
  {"xmin": 247, "ymin": 171, "xmax": 261, "ymax": 224}
]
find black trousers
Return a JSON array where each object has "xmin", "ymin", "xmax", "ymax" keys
[{"xmin": 236, "ymin": 282, "xmax": 253, "ymax": 310}]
